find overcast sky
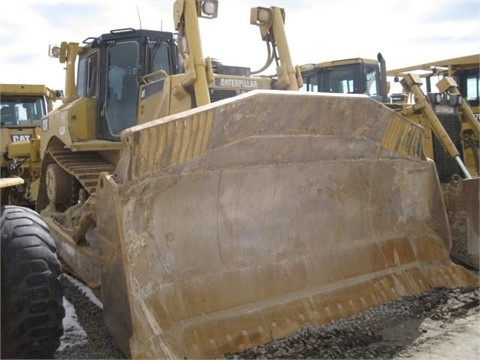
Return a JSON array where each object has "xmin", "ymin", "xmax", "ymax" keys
[{"xmin": 0, "ymin": 0, "xmax": 478, "ymax": 93}]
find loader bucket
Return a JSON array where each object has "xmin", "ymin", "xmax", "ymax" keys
[
  {"xmin": 94, "ymin": 90, "xmax": 477, "ymax": 359},
  {"xmin": 444, "ymin": 175, "xmax": 480, "ymax": 269}
]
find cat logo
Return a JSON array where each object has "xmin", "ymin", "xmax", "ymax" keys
[
  {"xmin": 215, "ymin": 78, "xmax": 259, "ymax": 89},
  {"xmin": 11, "ymin": 134, "xmax": 32, "ymax": 143}
]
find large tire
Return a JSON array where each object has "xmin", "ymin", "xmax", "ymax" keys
[{"xmin": 1, "ymin": 205, "xmax": 65, "ymax": 359}]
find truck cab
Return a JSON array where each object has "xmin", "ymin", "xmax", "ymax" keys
[{"xmin": 300, "ymin": 58, "xmax": 383, "ymax": 100}]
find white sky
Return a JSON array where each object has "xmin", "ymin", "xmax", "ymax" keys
[{"xmin": 0, "ymin": 0, "xmax": 479, "ymax": 93}]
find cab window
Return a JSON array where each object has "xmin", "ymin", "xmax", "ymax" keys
[
  {"xmin": 78, "ymin": 52, "xmax": 98, "ymax": 98},
  {"xmin": 105, "ymin": 41, "xmax": 139, "ymax": 135},
  {"xmin": 149, "ymin": 42, "xmax": 172, "ymax": 80},
  {"xmin": 0, "ymin": 97, "xmax": 46, "ymax": 127}
]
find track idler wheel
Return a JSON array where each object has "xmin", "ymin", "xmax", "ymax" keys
[{"xmin": 46, "ymin": 163, "xmax": 73, "ymax": 211}]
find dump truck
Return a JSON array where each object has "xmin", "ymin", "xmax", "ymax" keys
[
  {"xmin": 35, "ymin": 1, "xmax": 477, "ymax": 358},
  {"xmin": 0, "ymin": 84, "xmax": 62, "ymax": 207},
  {"xmin": 0, "ymin": 177, "xmax": 65, "ymax": 359},
  {"xmin": 300, "ymin": 54, "xmax": 480, "ymax": 269}
]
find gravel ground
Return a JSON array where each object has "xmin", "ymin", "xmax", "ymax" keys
[
  {"xmin": 224, "ymin": 284, "xmax": 479, "ymax": 359},
  {"xmin": 54, "ymin": 276, "xmax": 125, "ymax": 360},
  {"xmin": 54, "ymin": 270, "xmax": 479, "ymax": 360}
]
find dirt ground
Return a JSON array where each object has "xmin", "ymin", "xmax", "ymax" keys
[{"xmin": 395, "ymin": 311, "xmax": 479, "ymax": 359}]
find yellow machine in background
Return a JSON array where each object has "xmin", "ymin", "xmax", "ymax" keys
[
  {"xmin": 0, "ymin": 85, "xmax": 66, "ymax": 357},
  {"xmin": 300, "ymin": 54, "xmax": 479, "ymax": 176},
  {"xmin": 387, "ymin": 54, "xmax": 480, "ymax": 114},
  {"xmin": 387, "ymin": 54, "xmax": 480, "ymax": 179},
  {"xmin": 300, "ymin": 57, "xmax": 387, "ymax": 100},
  {"xmin": 301, "ymin": 54, "xmax": 480, "ymax": 270},
  {"xmin": 35, "ymin": 1, "xmax": 476, "ymax": 358},
  {"xmin": 0, "ymin": 84, "xmax": 62, "ymax": 207}
]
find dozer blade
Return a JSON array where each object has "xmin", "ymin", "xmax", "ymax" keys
[
  {"xmin": 464, "ymin": 178, "xmax": 480, "ymax": 268},
  {"xmin": 444, "ymin": 176, "xmax": 479, "ymax": 269},
  {"xmin": 94, "ymin": 90, "xmax": 477, "ymax": 359}
]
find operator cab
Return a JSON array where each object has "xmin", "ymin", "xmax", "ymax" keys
[
  {"xmin": 300, "ymin": 58, "xmax": 382, "ymax": 101},
  {"xmin": 76, "ymin": 28, "xmax": 181, "ymax": 141}
]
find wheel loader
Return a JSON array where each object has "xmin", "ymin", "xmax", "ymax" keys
[
  {"xmin": 35, "ymin": 1, "xmax": 477, "ymax": 359},
  {"xmin": 0, "ymin": 84, "xmax": 62, "ymax": 207},
  {"xmin": 301, "ymin": 54, "xmax": 480, "ymax": 270}
]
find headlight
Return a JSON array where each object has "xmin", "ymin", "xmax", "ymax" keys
[
  {"xmin": 257, "ymin": 7, "xmax": 271, "ymax": 23},
  {"xmin": 48, "ymin": 44, "xmax": 61, "ymax": 58},
  {"xmin": 250, "ymin": 7, "xmax": 272, "ymax": 25},
  {"xmin": 199, "ymin": 0, "xmax": 218, "ymax": 18}
]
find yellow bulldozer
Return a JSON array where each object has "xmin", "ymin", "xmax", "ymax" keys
[
  {"xmin": 300, "ymin": 54, "xmax": 480, "ymax": 270},
  {"xmin": 386, "ymin": 54, "xmax": 479, "ymax": 183},
  {"xmin": 35, "ymin": 1, "xmax": 476, "ymax": 358},
  {"xmin": 386, "ymin": 54, "xmax": 480, "ymax": 115},
  {"xmin": 0, "ymin": 84, "xmax": 62, "ymax": 207}
]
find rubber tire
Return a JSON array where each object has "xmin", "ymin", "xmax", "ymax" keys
[{"xmin": 1, "ymin": 205, "xmax": 65, "ymax": 359}]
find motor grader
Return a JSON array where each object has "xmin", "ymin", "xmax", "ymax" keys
[
  {"xmin": 36, "ymin": 1, "xmax": 477, "ymax": 359},
  {"xmin": 301, "ymin": 54, "xmax": 480, "ymax": 270},
  {"xmin": 0, "ymin": 84, "xmax": 62, "ymax": 207}
]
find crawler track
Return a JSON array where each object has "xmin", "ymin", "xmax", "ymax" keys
[
  {"xmin": 49, "ymin": 150, "xmax": 115, "ymax": 195},
  {"xmin": 36, "ymin": 148, "xmax": 117, "ymax": 212}
]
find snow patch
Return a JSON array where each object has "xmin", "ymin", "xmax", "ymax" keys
[{"xmin": 57, "ymin": 298, "xmax": 88, "ymax": 351}]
